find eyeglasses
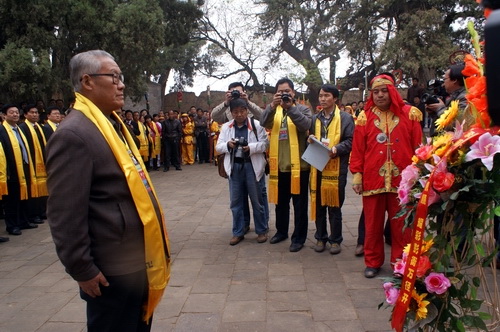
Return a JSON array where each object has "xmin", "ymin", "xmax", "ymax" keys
[{"xmin": 84, "ymin": 73, "xmax": 124, "ymax": 85}]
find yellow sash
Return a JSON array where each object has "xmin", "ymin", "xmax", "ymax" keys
[
  {"xmin": 137, "ymin": 122, "xmax": 150, "ymax": 160},
  {"xmin": 73, "ymin": 93, "xmax": 170, "ymax": 322},
  {"xmin": 268, "ymin": 106, "xmax": 300, "ymax": 204},
  {"xmin": 47, "ymin": 120, "xmax": 58, "ymax": 132},
  {"xmin": 26, "ymin": 122, "xmax": 48, "ymax": 196},
  {"xmin": 310, "ymin": 107, "xmax": 341, "ymax": 221},
  {"xmin": 2, "ymin": 122, "xmax": 38, "ymax": 199},
  {"xmin": 0, "ymin": 142, "xmax": 7, "ymax": 197},
  {"xmin": 149, "ymin": 122, "xmax": 161, "ymax": 156}
]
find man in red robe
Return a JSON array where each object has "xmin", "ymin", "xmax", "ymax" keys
[{"xmin": 350, "ymin": 73, "xmax": 423, "ymax": 278}]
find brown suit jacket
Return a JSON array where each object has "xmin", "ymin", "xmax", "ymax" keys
[{"xmin": 46, "ymin": 110, "xmax": 146, "ymax": 281}]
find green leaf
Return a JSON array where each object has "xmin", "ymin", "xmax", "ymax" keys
[
  {"xmin": 475, "ymin": 243, "xmax": 485, "ymax": 256},
  {"xmin": 472, "ymin": 277, "xmax": 481, "ymax": 287},
  {"xmin": 478, "ymin": 312, "xmax": 492, "ymax": 320}
]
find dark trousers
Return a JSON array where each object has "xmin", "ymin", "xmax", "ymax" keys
[
  {"xmin": 80, "ymin": 269, "xmax": 152, "ymax": 332},
  {"xmin": 196, "ymin": 132, "xmax": 209, "ymax": 162},
  {"xmin": 3, "ymin": 181, "xmax": 30, "ymax": 231},
  {"xmin": 314, "ymin": 174, "xmax": 346, "ymax": 244},
  {"xmin": 275, "ymin": 171, "xmax": 309, "ymax": 244},
  {"xmin": 163, "ymin": 138, "xmax": 180, "ymax": 169}
]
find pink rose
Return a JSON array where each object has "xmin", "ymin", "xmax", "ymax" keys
[
  {"xmin": 416, "ymin": 255, "xmax": 432, "ymax": 278},
  {"xmin": 415, "ymin": 144, "xmax": 434, "ymax": 161},
  {"xmin": 433, "ymin": 171, "xmax": 455, "ymax": 192},
  {"xmin": 383, "ymin": 282, "xmax": 400, "ymax": 305},
  {"xmin": 398, "ymin": 186, "xmax": 411, "ymax": 205},
  {"xmin": 393, "ymin": 259, "xmax": 406, "ymax": 275},
  {"xmin": 425, "ymin": 272, "xmax": 451, "ymax": 294}
]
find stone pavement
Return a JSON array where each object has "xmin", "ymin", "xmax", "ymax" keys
[{"xmin": 0, "ymin": 163, "xmax": 396, "ymax": 332}]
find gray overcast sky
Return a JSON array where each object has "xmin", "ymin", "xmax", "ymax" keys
[{"xmin": 165, "ymin": 0, "xmax": 350, "ymax": 96}]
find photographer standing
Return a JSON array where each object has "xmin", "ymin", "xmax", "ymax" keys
[
  {"xmin": 426, "ymin": 64, "xmax": 470, "ymax": 135},
  {"xmin": 216, "ymin": 99, "xmax": 269, "ymax": 245},
  {"xmin": 260, "ymin": 78, "xmax": 312, "ymax": 252},
  {"xmin": 211, "ymin": 82, "xmax": 263, "ymax": 123}
]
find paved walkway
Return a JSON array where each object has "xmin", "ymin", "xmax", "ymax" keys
[{"xmin": 0, "ymin": 163, "xmax": 395, "ymax": 332}]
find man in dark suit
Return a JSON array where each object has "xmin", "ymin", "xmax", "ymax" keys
[
  {"xmin": 0, "ymin": 104, "xmax": 39, "ymax": 235},
  {"xmin": 19, "ymin": 104, "xmax": 48, "ymax": 224},
  {"xmin": 42, "ymin": 106, "xmax": 61, "ymax": 140},
  {"xmin": 46, "ymin": 50, "xmax": 170, "ymax": 332}
]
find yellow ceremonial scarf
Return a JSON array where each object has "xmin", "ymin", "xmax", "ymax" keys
[
  {"xmin": 73, "ymin": 93, "xmax": 170, "ymax": 322},
  {"xmin": 310, "ymin": 107, "xmax": 341, "ymax": 221},
  {"xmin": 26, "ymin": 122, "xmax": 48, "ymax": 196},
  {"xmin": 0, "ymin": 142, "xmax": 7, "ymax": 197},
  {"xmin": 137, "ymin": 121, "xmax": 150, "ymax": 160},
  {"xmin": 47, "ymin": 120, "xmax": 58, "ymax": 132},
  {"xmin": 149, "ymin": 122, "xmax": 161, "ymax": 156},
  {"xmin": 2, "ymin": 122, "xmax": 38, "ymax": 200},
  {"xmin": 268, "ymin": 106, "xmax": 300, "ymax": 204}
]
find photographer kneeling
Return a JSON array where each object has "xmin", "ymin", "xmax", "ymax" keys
[{"xmin": 216, "ymin": 99, "xmax": 269, "ymax": 246}]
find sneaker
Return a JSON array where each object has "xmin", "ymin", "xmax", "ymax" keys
[
  {"xmin": 329, "ymin": 243, "xmax": 341, "ymax": 255},
  {"xmin": 314, "ymin": 241, "xmax": 326, "ymax": 253},
  {"xmin": 256, "ymin": 234, "xmax": 268, "ymax": 243}
]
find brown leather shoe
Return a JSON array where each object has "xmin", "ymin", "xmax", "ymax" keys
[
  {"xmin": 256, "ymin": 234, "xmax": 268, "ymax": 243},
  {"xmin": 229, "ymin": 236, "xmax": 244, "ymax": 246},
  {"xmin": 355, "ymin": 244, "xmax": 364, "ymax": 256}
]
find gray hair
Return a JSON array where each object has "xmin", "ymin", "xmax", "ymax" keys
[{"xmin": 69, "ymin": 50, "xmax": 114, "ymax": 92}]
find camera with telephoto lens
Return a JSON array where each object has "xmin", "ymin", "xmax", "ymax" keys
[
  {"xmin": 233, "ymin": 137, "xmax": 248, "ymax": 159},
  {"xmin": 421, "ymin": 93, "xmax": 441, "ymax": 105},
  {"xmin": 231, "ymin": 90, "xmax": 241, "ymax": 99},
  {"xmin": 281, "ymin": 93, "xmax": 292, "ymax": 102}
]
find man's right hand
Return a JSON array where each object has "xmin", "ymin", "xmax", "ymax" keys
[
  {"xmin": 270, "ymin": 93, "xmax": 282, "ymax": 110},
  {"xmin": 78, "ymin": 272, "xmax": 109, "ymax": 298},
  {"xmin": 352, "ymin": 184, "xmax": 363, "ymax": 195}
]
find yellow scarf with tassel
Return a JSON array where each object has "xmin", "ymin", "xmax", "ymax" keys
[
  {"xmin": 137, "ymin": 121, "xmax": 150, "ymax": 160},
  {"xmin": 0, "ymin": 142, "xmax": 7, "ymax": 197},
  {"xmin": 268, "ymin": 106, "xmax": 300, "ymax": 204},
  {"xmin": 47, "ymin": 120, "xmax": 58, "ymax": 132},
  {"xmin": 73, "ymin": 93, "xmax": 170, "ymax": 322},
  {"xmin": 25, "ymin": 122, "xmax": 48, "ymax": 196},
  {"xmin": 310, "ymin": 107, "xmax": 341, "ymax": 221},
  {"xmin": 2, "ymin": 122, "xmax": 38, "ymax": 199}
]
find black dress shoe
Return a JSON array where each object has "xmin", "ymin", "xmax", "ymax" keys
[
  {"xmin": 289, "ymin": 243, "xmax": 304, "ymax": 252},
  {"xmin": 8, "ymin": 228, "xmax": 22, "ymax": 235},
  {"xmin": 269, "ymin": 234, "xmax": 287, "ymax": 244},
  {"xmin": 364, "ymin": 267, "xmax": 381, "ymax": 278},
  {"xmin": 32, "ymin": 217, "xmax": 44, "ymax": 224},
  {"xmin": 21, "ymin": 222, "xmax": 38, "ymax": 229},
  {"xmin": 175, "ymin": 167, "xmax": 182, "ymax": 171},
  {"xmin": 163, "ymin": 167, "xmax": 169, "ymax": 172},
  {"xmin": 0, "ymin": 236, "xmax": 9, "ymax": 242}
]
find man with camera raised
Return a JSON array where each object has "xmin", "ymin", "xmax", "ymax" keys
[
  {"xmin": 211, "ymin": 82, "xmax": 263, "ymax": 123},
  {"xmin": 216, "ymin": 98, "xmax": 269, "ymax": 246},
  {"xmin": 426, "ymin": 63, "xmax": 469, "ymax": 135},
  {"xmin": 260, "ymin": 78, "xmax": 312, "ymax": 252}
]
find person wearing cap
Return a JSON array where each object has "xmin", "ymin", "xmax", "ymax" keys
[
  {"xmin": 216, "ymin": 98, "xmax": 269, "ymax": 246},
  {"xmin": 308, "ymin": 84, "xmax": 354, "ymax": 255},
  {"xmin": 350, "ymin": 73, "xmax": 423, "ymax": 278}
]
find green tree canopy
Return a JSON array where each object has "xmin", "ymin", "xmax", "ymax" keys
[{"xmin": 0, "ymin": 0, "xmax": 202, "ymax": 106}]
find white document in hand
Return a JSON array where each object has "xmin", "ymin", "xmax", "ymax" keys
[{"xmin": 301, "ymin": 136, "xmax": 331, "ymax": 172}]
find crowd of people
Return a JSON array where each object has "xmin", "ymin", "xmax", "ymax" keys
[{"xmin": 1, "ymin": 49, "xmax": 499, "ymax": 332}]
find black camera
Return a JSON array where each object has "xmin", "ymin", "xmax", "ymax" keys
[
  {"xmin": 231, "ymin": 90, "xmax": 241, "ymax": 99},
  {"xmin": 281, "ymin": 93, "xmax": 292, "ymax": 102},
  {"xmin": 233, "ymin": 137, "xmax": 248, "ymax": 159},
  {"xmin": 421, "ymin": 93, "xmax": 441, "ymax": 105}
]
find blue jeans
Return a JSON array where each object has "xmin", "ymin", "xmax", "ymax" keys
[
  {"xmin": 229, "ymin": 162, "xmax": 267, "ymax": 236},
  {"xmin": 244, "ymin": 176, "xmax": 269, "ymax": 229}
]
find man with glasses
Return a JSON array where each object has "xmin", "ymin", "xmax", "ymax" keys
[
  {"xmin": 46, "ymin": 50, "xmax": 170, "ymax": 332},
  {"xmin": 426, "ymin": 63, "xmax": 469, "ymax": 135},
  {"xmin": 43, "ymin": 106, "xmax": 62, "ymax": 140}
]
